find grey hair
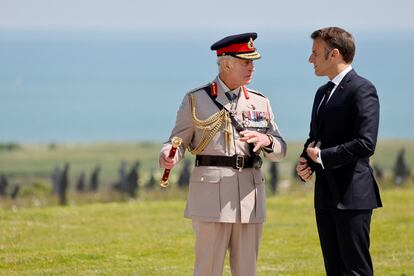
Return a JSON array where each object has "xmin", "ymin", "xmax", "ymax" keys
[{"xmin": 217, "ymin": 55, "xmax": 236, "ymax": 72}]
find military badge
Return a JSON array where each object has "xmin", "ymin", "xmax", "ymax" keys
[
  {"xmin": 246, "ymin": 103, "xmax": 256, "ymax": 110},
  {"xmin": 248, "ymin": 37, "xmax": 254, "ymax": 49},
  {"xmin": 242, "ymin": 111, "xmax": 270, "ymax": 128}
]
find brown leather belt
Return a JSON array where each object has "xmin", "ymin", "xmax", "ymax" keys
[{"xmin": 195, "ymin": 154, "xmax": 259, "ymax": 169}]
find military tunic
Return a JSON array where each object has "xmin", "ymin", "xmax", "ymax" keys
[{"xmin": 161, "ymin": 76, "xmax": 287, "ymax": 223}]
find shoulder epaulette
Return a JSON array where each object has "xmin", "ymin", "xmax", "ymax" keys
[
  {"xmin": 246, "ymin": 87, "xmax": 266, "ymax": 98},
  {"xmin": 187, "ymin": 83, "xmax": 210, "ymax": 95}
]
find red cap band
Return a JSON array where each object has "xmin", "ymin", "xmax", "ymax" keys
[{"xmin": 216, "ymin": 42, "xmax": 255, "ymax": 56}]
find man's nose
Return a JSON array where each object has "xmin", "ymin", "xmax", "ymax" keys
[{"xmin": 249, "ymin": 62, "xmax": 255, "ymax": 71}]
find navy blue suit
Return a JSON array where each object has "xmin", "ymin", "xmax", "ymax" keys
[{"xmin": 302, "ymin": 69, "xmax": 382, "ymax": 275}]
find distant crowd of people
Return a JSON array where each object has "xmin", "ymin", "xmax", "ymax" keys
[
  {"xmin": 0, "ymin": 147, "xmax": 412, "ymax": 206},
  {"xmin": 46, "ymin": 158, "xmax": 201, "ymax": 205},
  {"xmin": 51, "ymin": 161, "xmax": 141, "ymax": 205}
]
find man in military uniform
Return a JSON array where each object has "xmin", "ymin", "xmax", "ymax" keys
[{"xmin": 159, "ymin": 32, "xmax": 286, "ymax": 276}]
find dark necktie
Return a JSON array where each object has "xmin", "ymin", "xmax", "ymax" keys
[
  {"xmin": 225, "ymin": 91, "xmax": 238, "ymax": 102},
  {"xmin": 317, "ymin": 81, "xmax": 335, "ymax": 117}
]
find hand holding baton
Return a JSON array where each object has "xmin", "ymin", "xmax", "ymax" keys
[{"xmin": 160, "ymin": 137, "xmax": 183, "ymax": 188}]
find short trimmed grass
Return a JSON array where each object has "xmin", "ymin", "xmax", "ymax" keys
[{"xmin": 0, "ymin": 189, "xmax": 413, "ymax": 275}]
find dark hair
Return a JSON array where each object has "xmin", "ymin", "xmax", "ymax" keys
[{"xmin": 311, "ymin": 27, "xmax": 355, "ymax": 63}]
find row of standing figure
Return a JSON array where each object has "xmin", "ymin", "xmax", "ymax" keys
[
  {"xmin": 52, "ymin": 163, "xmax": 101, "ymax": 205},
  {"xmin": 75, "ymin": 166, "xmax": 101, "ymax": 192},
  {"xmin": 44, "ymin": 159, "xmax": 278, "ymax": 206},
  {"xmin": 0, "ymin": 160, "xmax": 274, "ymax": 206},
  {"xmin": 51, "ymin": 161, "xmax": 141, "ymax": 205},
  {"xmin": 393, "ymin": 148, "xmax": 411, "ymax": 185},
  {"xmin": 112, "ymin": 161, "xmax": 140, "ymax": 198},
  {"xmin": 0, "ymin": 174, "xmax": 19, "ymax": 199},
  {"xmin": 371, "ymin": 148, "xmax": 411, "ymax": 186},
  {"xmin": 51, "ymin": 163, "xmax": 71, "ymax": 205},
  {"xmin": 3, "ymin": 147, "xmax": 410, "ymax": 205}
]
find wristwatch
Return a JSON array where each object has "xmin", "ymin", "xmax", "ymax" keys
[
  {"xmin": 262, "ymin": 134, "xmax": 274, "ymax": 153},
  {"xmin": 266, "ymin": 134, "xmax": 273, "ymax": 146}
]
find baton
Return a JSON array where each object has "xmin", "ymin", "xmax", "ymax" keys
[{"xmin": 160, "ymin": 137, "xmax": 183, "ymax": 188}]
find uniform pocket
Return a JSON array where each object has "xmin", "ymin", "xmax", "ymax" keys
[
  {"xmin": 187, "ymin": 168, "xmax": 221, "ymax": 218},
  {"xmin": 253, "ymin": 169, "xmax": 266, "ymax": 219}
]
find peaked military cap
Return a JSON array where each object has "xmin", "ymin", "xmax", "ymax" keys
[{"xmin": 210, "ymin": 32, "xmax": 261, "ymax": 60}]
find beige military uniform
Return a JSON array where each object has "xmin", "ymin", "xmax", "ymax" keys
[{"xmin": 161, "ymin": 76, "xmax": 286, "ymax": 276}]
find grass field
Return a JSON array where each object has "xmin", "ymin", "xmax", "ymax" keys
[
  {"xmin": 0, "ymin": 189, "xmax": 413, "ymax": 275},
  {"xmin": 0, "ymin": 140, "xmax": 413, "ymax": 275}
]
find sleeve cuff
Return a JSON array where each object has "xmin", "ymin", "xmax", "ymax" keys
[
  {"xmin": 262, "ymin": 134, "xmax": 274, "ymax": 153},
  {"xmin": 317, "ymin": 151, "xmax": 325, "ymax": 169}
]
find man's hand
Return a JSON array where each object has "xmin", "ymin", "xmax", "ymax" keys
[
  {"xmin": 239, "ymin": 130, "xmax": 271, "ymax": 152},
  {"xmin": 306, "ymin": 141, "xmax": 321, "ymax": 163},
  {"xmin": 296, "ymin": 157, "xmax": 313, "ymax": 182},
  {"xmin": 159, "ymin": 147, "xmax": 177, "ymax": 169}
]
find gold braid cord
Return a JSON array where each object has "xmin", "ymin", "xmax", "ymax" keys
[{"xmin": 188, "ymin": 94, "xmax": 231, "ymax": 155}]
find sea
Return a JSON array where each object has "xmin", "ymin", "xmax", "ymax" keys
[{"xmin": 0, "ymin": 29, "xmax": 413, "ymax": 143}]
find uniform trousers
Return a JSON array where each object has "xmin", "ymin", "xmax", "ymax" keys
[{"xmin": 192, "ymin": 220, "xmax": 263, "ymax": 276}]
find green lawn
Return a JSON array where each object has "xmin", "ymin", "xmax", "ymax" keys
[
  {"xmin": 0, "ymin": 140, "xmax": 413, "ymax": 275},
  {"xmin": 0, "ymin": 189, "xmax": 413, "ymax": 275}
]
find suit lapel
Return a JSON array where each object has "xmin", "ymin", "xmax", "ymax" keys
[
  {"xmin": 326, "ymin": 69, "xmax": 356, "ymax": 106},
  {"xmin": 314, "ymin": 69, "xmax": 357, "ymax": 136},
  {"xmin": 312, "ymin": 88, "xmax": 325, "ymax": 136}
]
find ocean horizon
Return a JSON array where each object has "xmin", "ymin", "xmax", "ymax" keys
[{"xmin": 1, "ymin": 29, "xmax": 413, "ymax": 143}]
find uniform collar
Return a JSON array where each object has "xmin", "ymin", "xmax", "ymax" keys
[
  {"xmin": 217, "ymin": 76, "xmax": 241, "ymax": 95},
  {"xmin": 214, "ymin": 76, "xmax": 232, "ymax": 110}
]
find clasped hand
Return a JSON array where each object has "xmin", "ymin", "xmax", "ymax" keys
[
  {"xmin": 296, "ymin": 141, "xmax": 321, "ymax": 182},
  {"xmin": 239, "ymin": 130, "xmax": 271, "ymax": 152},
  {"xmin": 306, "ymin": 141, "xmax": 321, "ymax": 163}
]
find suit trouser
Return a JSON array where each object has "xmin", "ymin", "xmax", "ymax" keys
[
  {"xmin": 315, "ymin": 209, "xmax": 373, "ymax": 276},
  {"xmin": 192, "ymin": 220, "xmax": 263, "ymax": 276}
]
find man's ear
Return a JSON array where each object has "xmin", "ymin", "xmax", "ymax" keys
[
  {"xmin": 223, "ymin": 59, "xmax": 233, "ymax": 70},
  {"xmin": 331, "ymin": 48, "xmax": 341, "ymax": 59}
]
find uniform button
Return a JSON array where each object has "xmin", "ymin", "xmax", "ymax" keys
[{"xmin": 200, "ymin": 177, "xmax": 204, "ymax": 181}]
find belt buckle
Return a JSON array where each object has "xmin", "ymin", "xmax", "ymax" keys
[{"xmin": 236, "ymin": 155, "xmax": 245, "ymax": 172}]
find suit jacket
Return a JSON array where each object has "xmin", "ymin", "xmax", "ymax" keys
[
  {"xmin": 161, "ymin": 76, "xmax": 287, "ymax": 223},
  {"xmin": 302, "ymin": 69, "xmax": 382, "ymax": 210}
]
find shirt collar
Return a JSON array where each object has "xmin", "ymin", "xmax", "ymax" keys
[
  {"xmin": 218, "ymin": 76, "xmax": 240, "ymax": 94},
  {"xmin": 331, "ymin": 65, "xmax": 353, "ymax": 86}
]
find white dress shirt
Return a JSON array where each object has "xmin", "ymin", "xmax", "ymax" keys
[{"xmin": 318, "ymin": 65, "xmax": 353, "ymax": 169}]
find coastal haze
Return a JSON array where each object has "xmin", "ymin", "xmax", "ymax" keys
[{"xmin": 1, "ymin": 0, "xmax": 413, "ymax": 143}]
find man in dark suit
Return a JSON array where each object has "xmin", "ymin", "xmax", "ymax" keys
[{"xmin": 296, "ymin": 27, "xmax": 382, "ymax": 275}]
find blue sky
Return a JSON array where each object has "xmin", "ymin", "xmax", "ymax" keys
[{"xmin": 1, "ymin": 0, "xmax": 413, "ymax": 31}]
